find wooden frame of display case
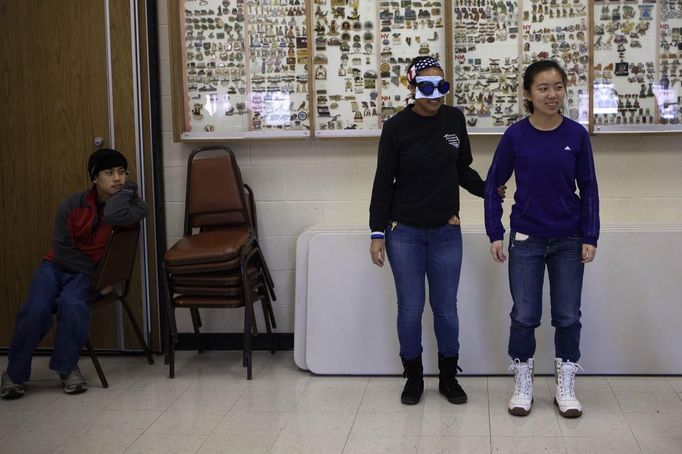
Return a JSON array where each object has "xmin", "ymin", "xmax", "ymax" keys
[
  {"xmin": 168, "ymin": 0, "xmax": 315, "ymax": 140},
  {"xmin": 169, "ymin": 0, "xmax": 682, "ymax": 141}
]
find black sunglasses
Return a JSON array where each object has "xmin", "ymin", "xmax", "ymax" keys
[{"xmin": 416, "ymin": 79, "xmax": 450, "ymax": 96}]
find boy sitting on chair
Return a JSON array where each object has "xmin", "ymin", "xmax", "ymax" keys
[{"xmin": 1, "ymin": 148, "xmax": 148, "ymax": 399}]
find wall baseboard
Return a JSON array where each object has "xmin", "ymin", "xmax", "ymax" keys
[
  {"xmin": 176, "ymin": 333, "xmax": 294, "ymax": 351},
  {"xmin": 0, "ymin": 334, "xmax": 295, "ymax": 357}
]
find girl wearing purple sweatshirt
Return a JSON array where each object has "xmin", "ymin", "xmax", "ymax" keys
[{"xmin": 484, "ymin": 60, "xmax": 599, "ymax": 419}]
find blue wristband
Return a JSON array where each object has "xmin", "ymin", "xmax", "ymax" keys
[{"xmin": 370, "ymin": 231, "xmax": 385, "ymax": 240}]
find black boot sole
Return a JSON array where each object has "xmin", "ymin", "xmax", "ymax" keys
[
  {"xmin": 440, "ymin": 390, "xmax": 467, "ymax": 404},
  {"xmin": 401, "ymin": 395, "xmax": 422, "ymax": 405}
]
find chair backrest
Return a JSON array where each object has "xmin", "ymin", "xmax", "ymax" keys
[
  {"xmin": 92, "ymin": 226, "xmax": 140, "ymax": 293},
  {"xmin": 184, "ymin": 146, "xmax": 251, "ymax": 235}
]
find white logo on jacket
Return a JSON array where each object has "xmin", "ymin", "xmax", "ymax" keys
[{"xmin": 444, "ymin": 134, "xmax": 460, "ymax": 149}]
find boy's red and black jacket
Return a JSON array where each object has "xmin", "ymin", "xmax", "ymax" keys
[{"xmin": 43, "ymin": 181, "xmax": 148, "ymax": 277}]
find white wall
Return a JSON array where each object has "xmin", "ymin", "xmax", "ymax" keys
[{"xmin": 157, "ymin": 1, "xmax": 682, "ymax": 334}]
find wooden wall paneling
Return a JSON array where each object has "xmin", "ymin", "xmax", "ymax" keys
[
  {"xmin": 0, "ymin": 0, "xmax": 109, "ymax": 347},
  {"xmin": 168, "ymin": 0, "xmax": 185, "ymax": 142}
]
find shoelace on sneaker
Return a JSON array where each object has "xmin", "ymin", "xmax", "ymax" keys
[
  {"xmin": 508, "ymin": 359, "xmax": 532, "ymax": 397},
  {"xmin": 63, "ymin": 366, "xmax": 85, "ymax": 385},
  {"xmin": 558, "ymin": 361, "xmax": 584, "ymax": 398},
  {"xmin": 72, "ymin": 366, "xmax": 85, "ymax": 381}
]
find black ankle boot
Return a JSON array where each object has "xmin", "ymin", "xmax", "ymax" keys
[
  {"xmin": 438, "ymin": 354, "xmax": 467, "ymax": 404},
  {"xmin": 400, "ymin": 356, "xmax": 424, "ymax": 405}
]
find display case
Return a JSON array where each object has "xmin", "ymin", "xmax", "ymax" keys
[
  {"xmin": 657, "ymin": 0, "xmax": 682, "ymax": 127},
  {"xmin": 452, "ymin": 0, "xmax": 522, "ymax": 132},
  {"xmin": 593, "ymin": 0, "xmax": 681, "ymax": 132},
  {"xmin": 173, "ymin": 0, "xmax": 311, "ymax": 139},
  {"xmin": 521, "ymin": 0, "xmax": 590, "ymax": 126},
  {"xmin": 451, "ymin": 0, "xmax": 590, "ymax": 133},
  {"xmin": 309, "ymin": 0, "xmax": 447, "ymax": 136},
  {"xmin": 168, "ymin": 0, "xmax": 682, "ymax": 140},
  {"xmin": 376, "ymin": 0, "xmax": 447, "ymax": 124},
  {"xmin": 311, "ymin": 0, "xmax": 381, "ymax": 135}
]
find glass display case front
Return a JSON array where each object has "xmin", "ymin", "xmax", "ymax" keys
[{"xmin": 170, "ymin": 0, "xmax": 682, "ymax": 139}]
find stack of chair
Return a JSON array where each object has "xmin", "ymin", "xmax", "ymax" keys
[{"xmin": 163, "ymin": 146, "xmax": 276, "ymax": 380}]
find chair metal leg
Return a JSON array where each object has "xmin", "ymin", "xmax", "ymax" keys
[
  {"xmin": 169, "ymin": 304, "xmax": 177, "ymax": 379},
  {"xmin": 241, "ymin": 262, "xmax": 253, "ymax": 380},
  {"xmin": 250, "ymin": 301, "xmax": 259, "ymax": 336},
  {"xmin": 85, "ymin": 338, "xmax": 108, "ymax": 388},
  {"xmin": 256, "ymin": 248, "xmax": 276, "ymax": 301},
  {"xmin": 257, "ymin": 273, "xmax": 277, "ymax": 330},
  {"xmin": 190, "ymin": 307, "xmax": 203, "ymax": 353},
  {"xmin": 260, "ymin": 290, "xmax": 276, "ymax": 354},
  {"xmin": 120, "ymin": 299, "xmax": 154, "ymax": 365},
  {"xmin": 244, "ymin": 317, "xmax": 252, "ymax": 381},
  {"xmin": 264, "ymin": 288, "xmax": 277, "ymax": 330},
  {"xmin": 169, "ymin": 332, "xmax": 176, "ymax": 379}
]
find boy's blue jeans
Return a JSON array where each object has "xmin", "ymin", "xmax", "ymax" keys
[
  {"xmin": 385, "ymin": 223, "xmax": 463, "ymax": 359},
  {"xmin": 507, "ymin": 233, "xmax": 585, "ymax": 363},
  {"xmin": 7, "ymin": 260, "xmax": 91, "ymax": 383}
]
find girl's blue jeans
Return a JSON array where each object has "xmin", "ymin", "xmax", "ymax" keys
[
  {"xmin": 507, "ymin": 232, "xmax": 585, "ymax": 362},
  {"xmin": 385, "ymin": 223, "xmax": 463, "ymax": 359}
]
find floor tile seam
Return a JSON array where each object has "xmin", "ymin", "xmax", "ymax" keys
[
  {"xmin": 118, "ymin": 368, "xmax": 154, "ymax": 392},
  {"xmin": 57, "ymin": 431, "xmax": 138, "ymax": 454},
  {"xmin": 609, "ymin": 385, "xmax": 630, "ymax": 413},
  {"xmin": 666, "ymin": 377, "xmax": 682, "ymax": 393},
  {"xmin": 118, "ymin": 409, "xmax": 195, "ymax": 453},
  {"xmin": 478, "ymin": 377, "xmax": 493, "ymax": 450},
  {"xmin": 121, "ymin": 430, "xmax": 148, "ymax": 454},
  {"xmin": 190, "ymin": 431, "xmax": 216, "ymax": 454},
  {"xmin": 629, "ymin": 430, "xmax": 645, "ymax": 454},
  {"xmin": 46, "ymin": 431, "xmax": 80, "ymax": 454},
  {"xmin": 85, "ymin": 409, "xmax": 164, "ymax": 437},
  {"xmin": 557, "ymin": 412, "xmax": 639, "ymax": 440},
  {"xmin": 191, "ymin": 379, "xmax": 251, "ymax": 415},
  {"xmin": 418, "ymin": 410, "xmax": 488, "ymax": 438},
  {"xmin": 288, "ymin": 376, "xmax": 314, "ymax": 412},
  {"xmin": 176, "ymin": 407, "xmax": 245, "ymax": 440},
  {"xmin": 208, "ymin": 409, "xmax": 293, "ymax": 441},
  {"xmin": 607, "ymin": 377, "xmax": 676, "ymax": 394},
  {"xmin": 341, "ymin": 376, "xmax": 372, "ymax": 452}
]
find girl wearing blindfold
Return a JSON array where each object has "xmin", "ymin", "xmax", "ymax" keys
[{"xmin": 369, "ymin": 56, "xmax": 504, "ymax": 407}]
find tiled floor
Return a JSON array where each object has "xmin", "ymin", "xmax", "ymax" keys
[{"xmin": 1, "ymin": 352, "xmax": 682, "ymax": 453}]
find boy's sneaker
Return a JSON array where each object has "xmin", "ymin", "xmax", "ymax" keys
[
  {"xmin": 60, "ymin": 366, "xmax": 88, "ymax": 395},
  {"xmin": 1, "ymin": 371, "xmax": 25, "ymax": 399},
  {"xmin": 554, "ymin": 358, "xmax": 583, "ymax": 418},
  {"xmin": 508, "ymin": 358, "xmax": 534, "ymax": 416}
]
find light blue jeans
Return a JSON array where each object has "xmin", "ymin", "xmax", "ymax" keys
[{"xmin": 385, "ymin": 223, "xmax": 463, "ymax": 359}]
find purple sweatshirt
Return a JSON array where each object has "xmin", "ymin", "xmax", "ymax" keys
[{"xmin": 484, "ymin": 117, "xmax": 600, "ymax": 246}]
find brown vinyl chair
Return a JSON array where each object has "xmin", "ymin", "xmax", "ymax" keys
[
  {"xmin": 84, "ymin": 226, "xmax": 154, "ymax": 388},
  {"xmin": 163, "ymin": 146, "xmax": 276, "ymax": 380}
]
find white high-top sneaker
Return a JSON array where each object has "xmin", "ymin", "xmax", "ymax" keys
[
  {"xmin": 508, "ymin": 358, "xmax": 534, "ymax": 416},
  {"xmin": 554, "ymin": 358, "xmax": 583, "ymax": 418}
]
